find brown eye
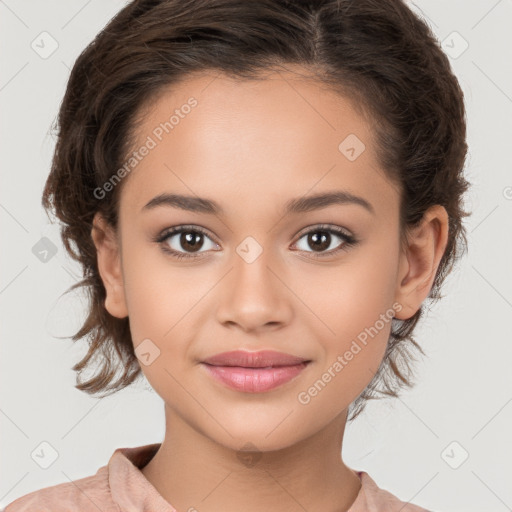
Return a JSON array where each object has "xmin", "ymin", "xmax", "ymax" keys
[
  {"xmin": 156, "ymin": 226, "xmax": 219, "ymax": 259},
  {"xmin": 293, "ymin": 225, "xmax": 357, "ymax": 257},
  {"xmin": 177, "ymin": 231, "xmax": 205, "ymax": 253},
  {"xmin": 305, "ymin": 231, "xmax": 332, "ymax": 252}
]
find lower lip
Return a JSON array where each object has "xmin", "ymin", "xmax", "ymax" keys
[{"xmin": 201, "ymin": 362, "xmax": 310, "ymax": 393}]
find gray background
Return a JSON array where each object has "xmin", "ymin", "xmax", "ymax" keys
[{"xmin": 1, "ymin": 1, "xmax": 511, "ymax": 510}]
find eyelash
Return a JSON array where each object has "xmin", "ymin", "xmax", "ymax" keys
[{"xmin": 154, "ymin": 224, "xmax": 358, "ymax": 261}]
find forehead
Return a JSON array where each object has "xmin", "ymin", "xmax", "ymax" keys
[{"xmin": 120, "ymin": 68, "xmax": 397, "ymax": 220}]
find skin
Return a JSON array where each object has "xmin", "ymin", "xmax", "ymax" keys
[{"xmin": 91, "ymin": 65, "xmax": 448, "ymax": 512}]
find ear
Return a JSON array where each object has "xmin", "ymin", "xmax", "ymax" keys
[
  {"xmin": 394, "ymin": 205, "xmax": 449, "ymax": 321},
  {"xmin": 91, "ymin": 212, "xmax": 128, "ymax": 319}
]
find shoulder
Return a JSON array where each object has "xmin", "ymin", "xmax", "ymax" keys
[
  {"xmin": 354, "ymin": 471, "xmax": 434, "ymax": 512},
  {"xmin": 2, "ymin": 465, "xmax": 119, "ymax": 512}
]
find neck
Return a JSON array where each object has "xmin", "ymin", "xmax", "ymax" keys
[{"xmin": 141, "ymin": 406, "xmax": 362, "ymax": 512}]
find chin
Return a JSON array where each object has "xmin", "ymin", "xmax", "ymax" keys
[
  {"xmin": 200, "ymin": 414, "xmax": 316, "ymax": 455},
  {"xmin": 215, "ymin": 431, "xmax": 300, "ymax": 455}
]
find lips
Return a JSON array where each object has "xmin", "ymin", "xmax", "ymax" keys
[
  {"xmin": 200, "ymin": 350, "xmax": 312, "ymax": 393},
  {"xmin": 202, "ymin": 350, "xmax": 310, "ymax": 368}
]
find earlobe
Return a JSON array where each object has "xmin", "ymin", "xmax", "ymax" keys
[
  {"xmin": 394, "ymin": 205, "xmax": 449, "ymax": 321},
  {"xmin": 91, "ymin": 212, "xmax": 128, "ymax": 319}
]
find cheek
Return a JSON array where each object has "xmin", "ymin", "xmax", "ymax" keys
[
  {"xmin": 120, "ymin": 240, "xmax": 177, "ymax": 347},
  {"xmin": 121, "ymin": 237, "xmax": 191, "ymax": 325},
  {"xmin": 300, "ymin": 247, "xmax": 398, "ymax": 340},
  {"xmin": 120, "ymin": 242, "xmax": 214, "ymax": 373},
  {"xmin": 297, "ymin": 285, "xmax": 394, "ymax": 419},
  {"xmin": 298, "ymin": 244, "xmax": 398, "ymax": 393}
]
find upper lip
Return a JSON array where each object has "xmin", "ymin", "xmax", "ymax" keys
[{"xmin": 202, "ymin": 350, "xmax": 310, "ymax": 368}]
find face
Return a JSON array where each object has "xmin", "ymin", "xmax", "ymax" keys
[{"xmin": 92, "ymin": 66, "xmax": 448, "ymax": 452}]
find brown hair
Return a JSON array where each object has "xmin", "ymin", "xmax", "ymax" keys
[{"xmin": 43, "ymin": 0, "xmax": 471, "ymax": 421}]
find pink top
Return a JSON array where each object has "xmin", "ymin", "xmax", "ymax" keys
[{"xmin": 3, "ymin": 443, "xmax": 432, "ymax": 511}]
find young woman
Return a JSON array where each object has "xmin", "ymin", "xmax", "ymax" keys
[{"xmin": 4, "ymin": 0, "xmax": 470, "ymax": 510}]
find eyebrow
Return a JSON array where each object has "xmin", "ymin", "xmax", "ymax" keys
[{"xmin": 141, "ymin": 190, "xmax": 375, "ymax": 216}]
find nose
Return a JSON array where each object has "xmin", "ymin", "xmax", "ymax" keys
[{"xmin": 216, "ymin": 249, "xmax": 293, "ymax": 334}]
